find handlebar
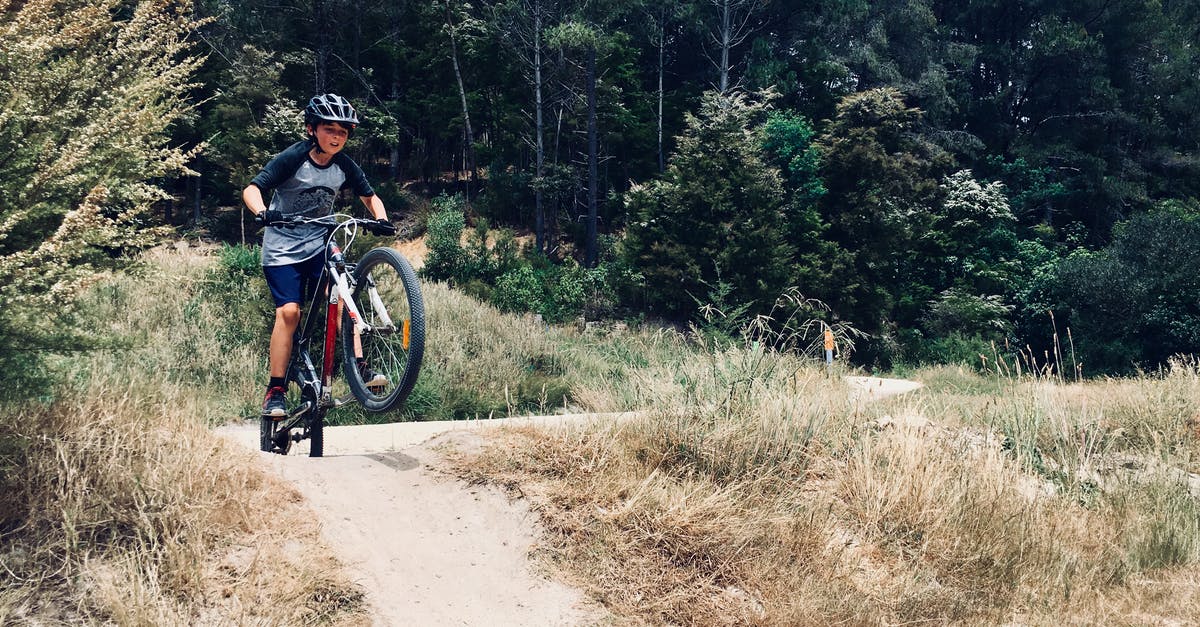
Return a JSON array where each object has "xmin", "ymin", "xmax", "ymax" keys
[
  {"xmin": 262, "ymin": 213, "xmax": 396, "ymax": 237},
  {"xmin": 264, "ymin": 214, "xmax": 385, "ymax": 230}
]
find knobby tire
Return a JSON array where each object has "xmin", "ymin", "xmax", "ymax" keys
[{"xmin": 342, "ymin": 247, "xmax": 425, "ymax": 412}]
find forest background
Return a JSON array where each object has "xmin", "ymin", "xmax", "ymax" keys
[{"xmin": 4, "ymin": 0, "xmax": 1200, "ymax": 379}]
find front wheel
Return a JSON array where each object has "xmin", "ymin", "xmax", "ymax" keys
[{"xmin": 342, "ymin": 247, "xmax": 425, "ymax": 413}]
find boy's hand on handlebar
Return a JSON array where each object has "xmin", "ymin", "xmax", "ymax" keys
[
  {"xmin": 255, "ymin": 209, "xmax": 285, "ymax": 225},
  {"xmin": 367, "ymin": 219, "xmax": 397, "ymax": 236}
]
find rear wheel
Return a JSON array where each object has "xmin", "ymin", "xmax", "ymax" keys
[{"xmin": 342, "ymin": 247, "xmax": 425, "ymax": 412}]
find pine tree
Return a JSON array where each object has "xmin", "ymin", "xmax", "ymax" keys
[{"xmin": 623, "ymin": 91, "xmax": 792, "ymax": 319}]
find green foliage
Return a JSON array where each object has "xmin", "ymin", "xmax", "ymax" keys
[
  {"xmin": 493, "ymin": 265, "xmax": 546, "ymax": 314},
  {"xmin": 190, "ymin": 43, "xmax": 297, "ymax": 207},
  {"xmin": 816, "ymin": 88, "xmax": 951, "ymax": 364},
  {"xmin": 0, "ymin": 0, "xmax": 200, "ymax": 258},
  {"xmin": 215, "ymin": 243, "xmax": 263, "ymax": 281},
  {"xmin": 983, "ymin": 157, "xmax": 1069, "ymax": 224},
  {"xmin": 1051, "ymin": 203, "xmax": 1200, "ymax": 374},
  {"xmin": 4, "ymin": 0, "xmax": 1199, "ymax": 378},
  {"xmin": 762, "ymin": 111, "xmax": 825, "ymax": 210},
  {"xmin": 759, "ymin": 109, "xmax": 848, "ymax": 317},
  {"xmin": 548, "ymin": 261, "xmax": 619, "ymax": 322},
  {"xmin": 922, "ymin": 289, "xmax": 1013, "ymax": 339},
  {"xmin": 420, "ymin": 194, "xmax": 621, "ymax": 323},
  {"xmin": 905, "ymin": 170, "xmax": 1020, "ymax": 353},
  {"xmin": 208, "ymin": 243, "xmax": 271, "ymax": 338},
  {"xmin": 0, "ymin": 313, "xmax": 59, "ymax": 403},
  {"xmin": 476, "ymin": 165, "xmax": 534, "ymax": 227},
  {"xmin": 0, "ymin": 0, "xmax": 202, "ymax": 400},
  {"xmin": 689, "ymin": 276, "xmax": 754, "ymax": 349},
  {"xmin": 547, "ymin": 20, "xmax": 601, "ymax": 49},
  {"xmin": 912, "ymin": 332, "xmax": 993, "ymax": 369},
  {"xmin": 421, "ymin": 195, "xmax": 468, "ymax": 283},
  {"xmin": 623, "ymin": 91, "xmax": 794, "ymax": 320},
  {"xmin": 472, "ymin": 249, "xmax": 621, "ymax": 323}
]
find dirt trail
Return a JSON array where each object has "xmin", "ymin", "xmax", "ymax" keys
[
  {"xmin": 216, "ymin": 416, "xmax": 625, "ymax": 626},
  {"xmin": 216, "ymin": 380, "xmax": 920, "ymax": 625},
  {"xmin": 844, "ymin": 375, "xmax": 924, "ymax": 401}
]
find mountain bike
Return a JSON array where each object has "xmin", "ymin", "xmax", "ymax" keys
[{"xmin": 260, "ymin": 214, "xmax": 425, "ymax": 457}]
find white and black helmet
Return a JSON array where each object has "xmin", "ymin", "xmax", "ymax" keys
[{"xmin": 304, "ymin": 93, "xmax": 359, "ymax": 131}]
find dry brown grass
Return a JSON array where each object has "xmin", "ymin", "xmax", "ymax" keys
[
  {"xmin": 0, "ymin": 375, "xmax": 367, "ymax": 625},
  {"xmin": 451, "ymin": 356, "xmax": 1200, "ymax": 625},
  {"xmin": 0, "ymin": 244, "xmax": 366, "ymax": 625}
]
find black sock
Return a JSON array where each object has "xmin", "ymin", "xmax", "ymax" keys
[
  {"xmin": 356, "ymin": 358, "xmax": 366, "ymax": 369},
  {"xmin": 268, "ymin": 376, "xmax": 286, "ymax": 390}
]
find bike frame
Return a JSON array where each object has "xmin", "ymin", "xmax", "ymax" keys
[{"xmin": 275, "ymin": 240, "xmax": 373, "ymax": 434}]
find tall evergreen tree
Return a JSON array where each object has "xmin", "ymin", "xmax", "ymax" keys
[
  {"xmin": 816, "ymin": 88, "xmax": 951, "ymax": 354},
  {"xmin": 624, "ymin": 91, "xmax": 793, "ymax": 318}
]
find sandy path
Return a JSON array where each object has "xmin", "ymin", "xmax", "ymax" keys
[
  {"xmin": 216, "ymin": 379, "xmax": 920, "ymax": 625},
  {"xmin": 216, "ymin": 415, "xmax": 627, "ymax": 626},
  {"xmin": 844, "ymin": 375, "xmax": 924, "ymax": 401}
]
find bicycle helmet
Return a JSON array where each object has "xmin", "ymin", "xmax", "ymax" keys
[{"xmin": 304, "ymin": 93, "xmax": 359, "ymax": 131}]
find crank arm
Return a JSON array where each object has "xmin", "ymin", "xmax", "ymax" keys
[{"xmin": 277, "ymin": 400, "xmax": 312, "ymax": 431}]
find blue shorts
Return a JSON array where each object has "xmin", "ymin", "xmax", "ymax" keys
[{"xmin": 263, "ymin": 253, "xmax": 325, "ymax": 308}]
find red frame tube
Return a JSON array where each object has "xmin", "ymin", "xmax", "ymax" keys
[
  {"xmin": 321, "ymin": 243, "xmax": 344, "ymax": 390},
  {"xmin": 322, "ymin": 300, "xmax": 339, "ymax": 388}
]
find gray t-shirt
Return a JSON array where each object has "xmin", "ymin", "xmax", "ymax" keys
[{"xmin": 249, "ymin": 140, "xmax": 375, "ymax": 267}]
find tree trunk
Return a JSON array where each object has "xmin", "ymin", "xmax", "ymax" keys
[
  {"xmin": 352, "ymin": 0, "xmax": 362, "ymax": 71},
  {"xmin": 314, "ymin": 0, "xmax": 330, "ymax": 92},
  {"xmin": 445, "ymin": 0, "xmax": 476, "ymax": 198},
  {"xmin": 586, "ymin": 44, "xmax": 598, "ymax": 268},
  {"xmin": 389, "ymin": 7, "xmax": 402, "ymax": 182},
  {"xmin": 657, "ymin": 8, "xmax": 666, "ymax": 173},
  {"xmin": 193, "ymin": 163, "xmax": 202, "ymax": 223},
  {"xmin": 534, "ymin": 0, "xmax": 546, "ymax": 253},
  {"xmin": 718, "ymin": 0, "xmax": 731, "ymax": 94},
  {"xmin": 554, "ymin": 106, "xmax": 563, "ymax": 164}
]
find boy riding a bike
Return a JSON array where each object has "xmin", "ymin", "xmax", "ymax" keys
[{"xmin": 243, "ymin": 93, "xmax": 397, "ymax": 419}]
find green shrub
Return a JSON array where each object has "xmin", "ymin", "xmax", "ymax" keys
[
  {"xmin": 1052, "ymin": 203, "xmax": 1200, "ymax": 374},
  {"xmin": 545, "ymin": 264, "xmax": 589, "ymax": 322},
  {"xmin": 622, "ymin": 92, "xmax": 794, "ymax": 320},
  {"xmin": 494, "ymin": 265, "xmax": 546, "ymax": 314},
  {"xmin": 215, "ymin": 243, "xmax": 261, "ymax": 281},
  {"xmin": 922, "ymin": 289, "xmax": 1013, "ymax": 341},
  {"xmin": 421, "ymin": 194, "xmax": 467, "ymax": 282},
  {"xmin": 908, "ymin": 332, "xmax": 992, "ymax": 369}
]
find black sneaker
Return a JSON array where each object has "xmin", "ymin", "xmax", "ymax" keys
[
  {"xmin": 261, "ymin": 386, "xmax": 288, "ymax": 419},
  {"xmin": 359, "ymin": 365, "xmax": 389, "ymax": 391}
]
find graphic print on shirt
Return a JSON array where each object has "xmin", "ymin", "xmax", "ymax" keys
[{"xmin": 293, "ymin": 186, "xmax": 336, "ymax": 217}]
